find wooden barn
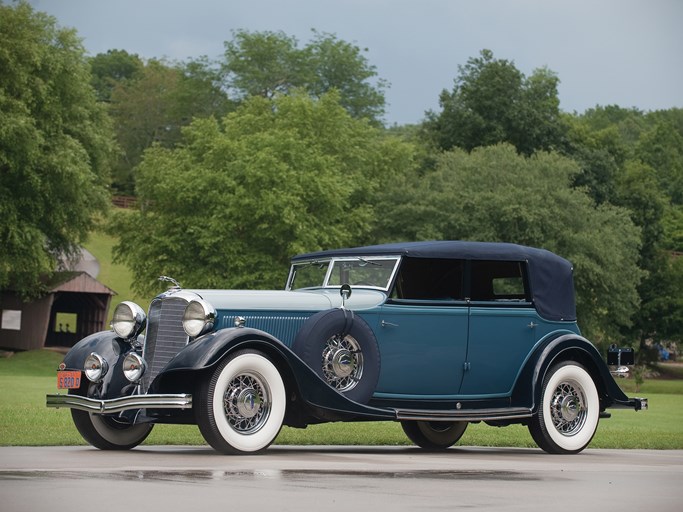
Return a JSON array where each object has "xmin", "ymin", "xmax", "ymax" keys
[{"xmin": 0, "ymin": 271, "xmax": 115, "ymax": 351}]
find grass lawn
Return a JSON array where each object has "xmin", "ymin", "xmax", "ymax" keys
[{"xmin": 1, "ymin": 350, "xmax": 681, "ymax": 449}]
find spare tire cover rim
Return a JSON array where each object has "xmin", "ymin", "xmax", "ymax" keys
[{"xmin": 321, "ymin": 334, "xmax": 364, "ymax": 392}]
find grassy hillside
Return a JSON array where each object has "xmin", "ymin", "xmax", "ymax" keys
[{"xmin": 82, "ymin": 229, "xmax": 151, "ymax": 323}]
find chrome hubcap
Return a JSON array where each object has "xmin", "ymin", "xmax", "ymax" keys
[
  {"xmin": 234, "ymin": 387, "xmax": 261, "ymax": 419},
  {"xmin": 223, "ymin": 373, "xmax": 270, "ymax": 434},
  {"xmin": 331, "ymin": 348, "xmax": 354, "ymax": 378},
  {"xmin": 321, "ymin": 334, "xmax": 363, "ymax": 392},
  {"xmin": 550, "ymin": 381, "xmax": 587, "ymax": 436}
]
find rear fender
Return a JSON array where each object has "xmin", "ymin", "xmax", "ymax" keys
[{"xmin": 512, "ymin": 333, "xmax": 632, "ymax": 412}]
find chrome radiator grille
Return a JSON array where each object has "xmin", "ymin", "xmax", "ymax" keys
[{"xmin": 142, "ymin": 297, "xmax": 189, "ymax": 392}]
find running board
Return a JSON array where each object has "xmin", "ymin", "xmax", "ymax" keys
[{"xmin": 395, "ymin": 407, "xmax": 532, "ymax": 422}]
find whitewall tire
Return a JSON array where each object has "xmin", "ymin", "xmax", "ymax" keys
[
  {"xmin": 197, "ymin": 350, "xmax": 286, "ymax": 454},
  {"xmin": 529, "ymin": 362, "xmax": 600, "ymax": 454}
]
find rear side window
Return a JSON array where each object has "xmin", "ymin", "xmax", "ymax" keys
[
  {"xmin": 391, "ymin": 258, "xmax": 464, "ymax": 300},
  {"xmin": 469, "ymin": 260, "xmax": 530, "ymax": 302}
]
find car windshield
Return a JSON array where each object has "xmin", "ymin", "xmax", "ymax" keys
[{"xmin": 287, "ymin": 257, "xmax": 400, "ymax": 291}]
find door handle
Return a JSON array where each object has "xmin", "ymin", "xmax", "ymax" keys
[
  {"xmin": 528, "ymin": 322, "xmax": 538, "ymax": 329},
  {"xmin": 381, "ymin": 320, "xmax": 398, "ymax": 328}
]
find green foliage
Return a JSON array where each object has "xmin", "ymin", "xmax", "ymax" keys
[
  {"xmin": 0, "ymin": 1, "xmax": 114, "ymax": 297},
  {"xmin": 108, "ymin": 57, "xmax": 233, "ymax": 194},
  {"xmin": 221, "ymin": 29, "xmax": 387, "ymax": 123},
  {"xmin": 89, "ymin": 49, "xmax": 143, "ymax": 102},
  {"xmin": 635, "ymin": 120, "xmax": 683, "ymax": 205},
  {"xmin": 425, "ymin": 49, "xmax": 564, "ymax": 156},
  {"xmin": 662, "ymin": 205, "xmax": 683, "ymax": 251},
  {"xmin": 564, "ymin": 106, "xmax": 683, "ymax": 348},
  {"xmin": 374, "ymin": 144, "xmax": 643, "ymax": 342},
  {"xmin": 112, "ymin": 92, "xmax": 416, "ymax": 295}
]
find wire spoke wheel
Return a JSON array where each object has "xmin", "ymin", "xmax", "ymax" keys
[
  {"xmin": 223, "ymin": 372, "xmax": 272, "ymax": 434},
  {"xmin": 321, "ymin": 333, "xmax": 364, "ymax": 393},
  {"xmin": 197, "ymin": 350, "xmax": 286, "ymax": 454},
  {"xmin": 549, "ymin": 381, "xmax": 588, "ymax": 436},
  {"xmin": 529, "ymin": 362, "xmax": 599, "ymax": 454}
]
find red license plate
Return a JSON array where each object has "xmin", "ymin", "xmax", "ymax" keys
[{"xmin": 57, "ymin": 371, "xmax": 82, "ymax": 389}]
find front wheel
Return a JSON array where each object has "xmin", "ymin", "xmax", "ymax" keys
[
  {"xmin": 70, "ymin": 407, "xmax": 153, "ymax": 450},
  {"xmin": 528, "ymin": 362, "xmax": 600, "ymax": 454},
  {"xmin": 196, "ymin": 350, "xmax": 286, "ymax": 455},
  {"xmin": 401, "ymin": 421, "xmax": 468, "ymax": 451}
]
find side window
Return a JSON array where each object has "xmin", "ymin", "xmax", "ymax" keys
[
  {"xmin": 391, "ymin": 258, "xmax": 464, "ymax": 300},
  {"xmin": 469, "ymin": 260, "xmax": 530, "ymax": 302}
]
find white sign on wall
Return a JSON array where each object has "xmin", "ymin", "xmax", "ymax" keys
[{"xmin": 1, "ymin": 310, "xmax": 22, "ymax": 331}]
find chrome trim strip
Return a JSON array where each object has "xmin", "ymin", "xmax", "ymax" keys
[
  {"xmin": 46, "ymin": 393, "xmax": 192, "ymax": 414},
  {"xmin": 395, "ymin": 407, "xmax": 532, "ymax": 422}
]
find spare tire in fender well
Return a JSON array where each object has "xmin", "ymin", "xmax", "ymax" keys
[{"xmin": 292, "ymin": 308, "xmax": 380, "ymax": 404}]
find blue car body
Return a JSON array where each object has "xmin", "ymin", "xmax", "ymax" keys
[{"xmin": 47, "ymin": 241, "xmax": 646, "ymax": 454}]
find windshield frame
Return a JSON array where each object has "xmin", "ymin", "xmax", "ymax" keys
[{"xmin": 286, "ymin": 256, "xmax": 401, "ymax": 292}]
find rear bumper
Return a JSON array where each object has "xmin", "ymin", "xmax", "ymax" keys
[
  {"xmin": 46, "ymin": 393, "xmax": 193, "ymax": 414},
  {"xmin": 614, "ymin": 397, "xmax": 648, "ymax": 411},
  {"xmin": 635, "ymin": 397, "xmax": 648, "ymax": 410}
]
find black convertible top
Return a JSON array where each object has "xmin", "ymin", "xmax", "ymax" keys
[{"xmin": 292, "ymin": 241, "xmax": 576, "ymax": 322}]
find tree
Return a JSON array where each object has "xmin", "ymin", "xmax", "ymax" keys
[
  {"xmin": 89, "ymin": 49, "xmax": 143, "ymax": 102},
  {"xmin": 635, "ymin": 121, "xmax": 683, "ymax": 205},
  {"xmin": 373, "ymin": 144, "xmax": 642, "ymax": 343},
  {"xmin": 425, "ymin": 49, "xmax": 564, "ymax": 155},
  {"xmin": 112, "ymin": 92, "xmax": 416, "ymax": 295},
  {"xmin": 221, "ymin": 29, "xmax": 387, "ymax": 123},
  {"xmin": 0, "ymin": 1, "xmax": 114, "ymax": 297},
  {"xmin": 108, "ymin": 57, "xmax": 232, "ymax": 193}
]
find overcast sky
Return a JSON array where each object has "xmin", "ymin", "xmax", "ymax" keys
[{"xmin": 27, "ymin": 0, "xmax": 683, "ymax": 125}]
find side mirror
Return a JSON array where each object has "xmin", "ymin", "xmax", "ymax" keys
[{"xmin": 340, "ymin": 283, "xmax": 352, "ymax": 308}]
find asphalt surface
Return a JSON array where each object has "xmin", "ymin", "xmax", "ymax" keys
[{"xmin": 1, "ymin": 445, "xmax": 681, "ymax": 511}]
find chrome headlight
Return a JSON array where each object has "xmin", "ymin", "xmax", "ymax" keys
[
  {"xmin": 182, "ymin": 299, "xmax": 216, "ymax": 337},
  {"xmin": 111, "ymin": 301, "xmax": 147, "ymax": 340},
  {"xmin": 84, "ymin": 352, "xmax": 108, "ymax": 382},
  {"xmin": 123, "ymin": 352, "xmax": 146, "ymax": 383}
]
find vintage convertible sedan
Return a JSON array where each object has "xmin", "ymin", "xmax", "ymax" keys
[{"xmin": 47, "ymin": 241, "xmax": 647, "ymax": 454}]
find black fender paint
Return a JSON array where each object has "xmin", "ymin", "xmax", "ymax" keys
[
  {"xmin": 154, "ymin": 327, "xmax": 395, "ymax": 421},
  {"xmin": 512, "ymin": 333, "xmax": 637, "ymax": 412},
  {"xmin": 59, "ymin": 330, "xmax": 136, "ymax": 399}
]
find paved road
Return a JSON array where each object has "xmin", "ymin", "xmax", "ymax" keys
[{"xmin": 1, "ymin": 446, "xmax": 681, "ymax": 511}]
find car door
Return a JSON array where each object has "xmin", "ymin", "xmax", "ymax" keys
[
  {"xmin": 373, "ymin": 257, "xmax": 468, "ymax": 398},
  {"xmin": 374, "ymin": 301, "xmax": 469, "ymax": 397},
  {"xmin": 458, "ymin": 259, "xmax": 537, "ymax": 397},
  {"xmin": 460, "ymin": 305, "xmax": 537, "ymax": 396}
]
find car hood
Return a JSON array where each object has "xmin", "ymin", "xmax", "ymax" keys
[{"xmin": 188, "ymin": 288, "xmax": 386, "ymax": 312}]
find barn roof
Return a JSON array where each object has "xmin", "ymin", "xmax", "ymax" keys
[{"xmin": 44, "ymin": 271, "xmax": 116, "ymax": 295}]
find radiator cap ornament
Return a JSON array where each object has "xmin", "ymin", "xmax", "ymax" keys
[{"xmin": 158, "ymin": 275, "xmax": 182, "ymax": 289}]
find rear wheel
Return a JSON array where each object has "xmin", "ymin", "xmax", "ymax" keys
[
  {"xmin": 196, "ymin": 350, "xmax": 286, "ymax": 454},
  {"xmin": 401, "ymin": 421, "xmax": 468, "ymax": 451},
  {"xmin": 528, "ymin": 362, "xmax": 600, "ymax": 454}
]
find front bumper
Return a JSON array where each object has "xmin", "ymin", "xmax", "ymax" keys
[{"xmin": 46, "ymin": 393, "xmax": 193, "ymax": 414}]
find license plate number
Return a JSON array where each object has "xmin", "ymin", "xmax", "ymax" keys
[{"xmin": 57, "ymin": 371, "xmax": 82, "ymax": 389}]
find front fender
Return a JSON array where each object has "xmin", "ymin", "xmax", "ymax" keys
[
  {"xmin": 154, "ymin": 327, "xmax": 394, "ymax": 422},
  {"xmin": 160, "ymin": 327, "xmax": 284, "ymax": 372},
  {"xmin": 512, "ymin": 333, "xmax": 633, "ymax": 412},
  {"xmin": 60, "ymin": 330, "xmax": 135, "ymax": 399}
]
